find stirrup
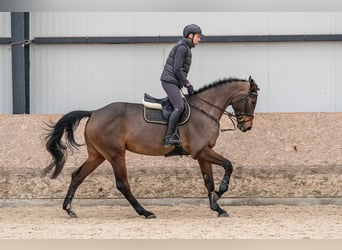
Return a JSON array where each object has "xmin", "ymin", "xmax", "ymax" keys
[{"xmin": 163, "ymin": 134, "xmax": 182, "ymax": 147}]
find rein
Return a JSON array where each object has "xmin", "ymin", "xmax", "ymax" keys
[
  {"xmin": 188, "ymin": 95, "xmax": 236, "ymax": 132},
  {"xmin": 188, "ymin": 101, "xmax": 221, "ymax": 128}
]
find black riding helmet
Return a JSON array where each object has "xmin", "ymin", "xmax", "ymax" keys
[{"xmin": 183, "ymin": 24, "xmax": 203, "ymax": 38}]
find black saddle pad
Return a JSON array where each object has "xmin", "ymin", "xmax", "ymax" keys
[{"xmin": 143, "ymin": 101, "xmax": 191, "ymax": 125}]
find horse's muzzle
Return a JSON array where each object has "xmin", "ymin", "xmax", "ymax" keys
[
  {"xmin": 241, "ymin": 126, "xmax": 252, "ymax": 132},
  {"xmin": 237, "ymin": 119, "xmax": 253, "ymax": 132}
]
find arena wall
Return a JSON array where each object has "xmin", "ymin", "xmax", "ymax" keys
[{"xmin": 0, "ymin": 113, "xmax": 341, "ymax": 201}]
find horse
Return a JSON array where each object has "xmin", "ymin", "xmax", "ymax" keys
[{"xmin": 42, "ymin": 76, "xmax": 259, "ymax": 218}]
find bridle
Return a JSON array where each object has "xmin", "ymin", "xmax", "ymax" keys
[
  {"xmin": 223, "ymin": 91, "xmax": 258, "ymax": 131},
  {"xmin": 188, "ymin": 89, "xmax": 258, "ymax": 132}
]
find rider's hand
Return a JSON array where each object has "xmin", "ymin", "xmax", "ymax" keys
[{"xmin": 187, "ymin": 84, "xmax": 195, "ymax": 95}]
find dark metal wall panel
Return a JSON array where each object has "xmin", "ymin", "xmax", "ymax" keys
[{"xmin": 11, "ymin": 12, "xmax": 30, "ymax": 114}]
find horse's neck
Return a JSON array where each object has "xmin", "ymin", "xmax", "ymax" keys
[{"xmin": 197, "ymin": 81, "xmax": 245, "ymax": 111}]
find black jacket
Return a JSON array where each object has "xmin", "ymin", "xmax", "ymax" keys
[{"xmin": 160, "ymin": 38, "xmax": 194, "ymax": 88}]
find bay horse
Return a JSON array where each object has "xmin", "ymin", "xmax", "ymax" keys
[{"xmin": 42, "ymin": 76, "xmax": 259, "ymax": 218}]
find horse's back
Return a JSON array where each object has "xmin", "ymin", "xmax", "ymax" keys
[
  {"xmin": 85, "ymin": 101, "xmax": 170, "ymax": 156},
  {"xmin": 97, "ymin": 101, "xmax": 141, "ymax": 114},
  {"xmin": 85, "ymin": 102, "xmax": 142, "ymax": 137}
]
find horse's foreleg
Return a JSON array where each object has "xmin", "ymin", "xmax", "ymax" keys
[
  {"xmin": 109, "ymin": 153, "xmax": 156, "ymax": 219},
  {"xmin": 197, "ymin": 147, "xmax": 233, "ymax": 217},
  {"xmin": 215, "ymin": 161, "xmax": 233, "ymax": 201},
  {"xmin": 198, "ymin": 159, "xmax": 228, "ymax": 217},
  {"xmin": 63, "ymin": 155, "xmax": 104, "ymax": 218}
]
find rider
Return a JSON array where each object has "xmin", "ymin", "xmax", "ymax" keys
[{"xmin": 160, "ymin": 24, "xmax": 203, "ymax": 147}]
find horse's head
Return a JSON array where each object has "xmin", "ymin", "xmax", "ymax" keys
[{"xmin": 231, "ymin": 76, "xmax": 259, "ymax": 132}]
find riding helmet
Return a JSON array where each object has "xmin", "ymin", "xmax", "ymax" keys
[{"xmin": 183, "ymin": 24, "xmax": 203, "ymax": 38}]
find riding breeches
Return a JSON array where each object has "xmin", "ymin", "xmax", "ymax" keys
[{"xmin": 161, "ymin": 81, "xmax": 185, "ymax": 113}]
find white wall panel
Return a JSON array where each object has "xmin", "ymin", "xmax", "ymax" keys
[
  {"xmin": 30, "ymin": 41, "xmax": 342, "ymax": 114},
  {"xmin": 31, "ymin": 12, "xmax": 340, "ymax": 37},
  {"xmin": 189, "ymin": 43, "xmax": 270, "ymax": 112},
  {"xmin": 0, "ymin": 46, "xmax": 12, "ymax": 114},
  {"xmin": 269, "ymin": 43, "xmax": 336, "ymax": 112},
  {"xmin": 0, "ymin": 12, "xmax": 11, "ymax": 37},
  {"xmin": 0, "ymin": 13, "xmax": 11, "ymax": 113},
  {"xmin": 30, "ymin": 44, "xmax": 166, "ymax": 113},
  {"xmin": 191, "ymin": 42, "xmax": 342, "ymax": 112},
  {"xmin": 31, "ymin": 12, "xmax": 137, "ymax": 37},
  {"xmin": 268, "ymin": 12, "xmax": 336, "ymax": 34},
  {"xmin": 335, "ymin": 43, "xmax": 342, "ymax": 111},
  {"xmin": 200, "ymin": 13, "xmax": 269, "ymax": 36},
  {"xmin": 335, "ymin": 13, "xmax": 342, "ymax": 33}
]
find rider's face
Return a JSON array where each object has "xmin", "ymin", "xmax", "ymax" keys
[{"xmin": 189, "ymin": 34, "xmax": 201, "ymax": 45}]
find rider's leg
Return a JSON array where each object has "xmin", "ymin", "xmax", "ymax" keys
[
  {"xmin": 161, "ymin": 81, "xmax": 185, "ymax": 147},
  {"xmin": 164, "ymin": 108, "xmax": 182, "ymax": 146}
]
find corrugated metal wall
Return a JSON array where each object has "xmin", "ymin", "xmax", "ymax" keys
[{"xmin": 1, "ymin": 12, "xmax": 342, "ymax": 113}]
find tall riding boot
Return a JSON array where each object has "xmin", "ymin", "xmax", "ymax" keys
[{"xmin": 163, "ymin": 108, "xmax": 182, "ymax": 147}]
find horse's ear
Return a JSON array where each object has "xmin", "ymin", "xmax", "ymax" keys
[
  {"xmin": 249, "ymin": 76, "xmax": 260, "ymax": 92},
  {"xmin": 248, "ymin": 75, "xmax": 254, "ymax": 86}
]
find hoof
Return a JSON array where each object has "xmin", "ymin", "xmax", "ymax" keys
[
  {"xmin": 218, "ymin": 212, "xmax": 229, "ymax": 218},
  {"xmin": 145, "ymin": 212, "xmax": 156, "ymax": 219},
  {"xmin": 69, "ymin": 212, "xmax": 78, "ymax": 218},
  {"xmin": 66, "ymin": 209, "xmax": 78, "ymax": 218}
]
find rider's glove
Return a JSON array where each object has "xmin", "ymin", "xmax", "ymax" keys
[{"xmin": 186, "ymin": 84, "xmax": 195, "ymax": 95}]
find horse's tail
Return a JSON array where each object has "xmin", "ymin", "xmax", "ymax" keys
[{"xmin": 41, "ymin": 110, "xmax": 92, "ymax": 179}]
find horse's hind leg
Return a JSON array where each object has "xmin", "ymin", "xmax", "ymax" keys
[
  {"xmin": 109, "ymin": 150, "xmax": 156, "ymax": 219},
  {"xmin": 63, "ymin": 147, "xmax": 105, "ymax": 218}
]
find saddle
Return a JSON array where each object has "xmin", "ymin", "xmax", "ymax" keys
[
  {"xmin": 142, "ymin": 93, "xmax": 191, "ymax": 125},
  {"xmin": 142, "ymin": 93, "xmax": 191, "ymax": 157}
]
